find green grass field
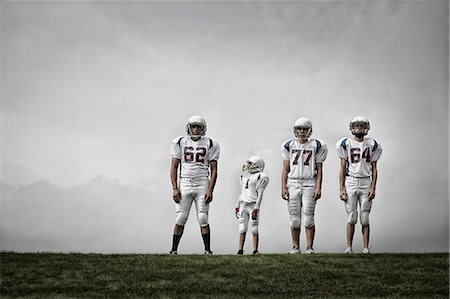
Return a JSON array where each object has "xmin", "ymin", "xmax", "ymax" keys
[{"xmin": 1, "ymin": 252, "xmax": 448, "ymax": 298}]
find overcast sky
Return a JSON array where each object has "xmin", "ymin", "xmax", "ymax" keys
[{"xmin": 1, "ymin": 1, "xmax": 448, "ymax": 254}]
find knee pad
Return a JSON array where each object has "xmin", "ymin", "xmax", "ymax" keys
[
  {"xmin": 197, "ymin": 212, "xmax": 209, "ymax": 227},
  {"xmin": 239, "ymin": 221, "xmax": 248, "ymax": 234},
  {"xmin": 176, "ymin": 212, "xmax": 189, "ymax": 226},
  {"xmin": 304, "ymin": 215, "xmax": 315, "ymax": 228},
  {"xmin": 251, "ymin": 221, "xmax": 259, "ymax": 235},
  {"xmin": 347, "ymin": 211, "xmax": 358, "ymax": 225},
  {"xmin": 290, "ymin": 217, "xmax": 301, "ymax": 229},
  {"xmin": 360, "ymin": 211, "xmax": 370, "ymax": 226}
]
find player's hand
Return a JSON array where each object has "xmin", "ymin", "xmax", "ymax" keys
[
  {"xmin": 368, "ymin": 187, "xmax": 376, "ymax": 200},
  {"xmin": 251, "ymin": 209, "xmax": 258, "ymax": 220},
  {"xmin": 339, "ymin": 190, "xmax": 348, "ymax": 202},
  {"xmin": 281, "ymin": 188, "xmax": 289, "ymax": 201},
  {"xmin": 204, "ymin": 191, "xmax": 213, "ymax": 203},
  {"xmin": 172, "ymin": 188, "xmax": 181, "ymax": 203},
  {"xmin": 313, "ymin": 188, "xmax": 322, "ymax": 200},
  {"xmin": 235, "ymin": 207, "xmax": 240, "ymax": 219}
]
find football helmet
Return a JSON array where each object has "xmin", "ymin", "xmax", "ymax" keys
[
  {"xmin": 185, "ymin": 115, "xmax": 207, "ymax": 138},
  {"xmin": 293, "ymin": 117, "xmax": 313, "ymax": 139},
  {"xmin": 242, "ymin": 156, "xmax": 265, "ymax": 173},
  {"xmin": 349, "ymin": 116, "xmax": 370, "ymax": 135}
]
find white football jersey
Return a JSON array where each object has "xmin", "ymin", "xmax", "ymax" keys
[
  {"xmin": 336, "ymin": 137, "xmax": 382, "ymax": 178},
  {"xmin": 171, "ymin": 136, "xmax": 220, "ymax": 178},
  {"xmin": 239, "ymin": 172, "xmax": 269, "ymax": 207},
  {"xmin": 281, "ymin": 138, "xmax": 328, "ymax": 180}
]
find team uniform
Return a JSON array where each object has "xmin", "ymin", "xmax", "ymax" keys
[
  {"xmin": 281, "ymin": 138, "xmax": 328, "ymax": 229},
  {"xmin": 236, "ymin": 171, "xmax": 269, "ymax": 236},
  {"xmin": 171, "ymin": 136, "xmax": 220, "ymax": 227},
  {"xmin": 336, "ymin": 137, "xmax": 382, "ymax": 226}
]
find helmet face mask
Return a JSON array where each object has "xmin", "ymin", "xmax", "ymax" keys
[
  {"xmin": 293, "ymin": 117, "xmax": 313, "ymax": 139},
  {"xmin": 186, "ymin": 115, "xmax": 207, "ymax": 138},
  {"xmin": 349, "ymin": 116, "xmax": 370, "ymax": 136},
  {"xmin": 242, "ymin": 156, "xmax": 265, "ymax": 173}
]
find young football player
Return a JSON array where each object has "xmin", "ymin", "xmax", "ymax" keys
[
  {"xmin": 235, "ymin": 156, "xmax": 269, "ymax": 255},
  {"xmin": 336, "ymin": 116, "xmax": 382, "ymax": 254},
  {"xmin": 169, "ymin": 115, "xmax": 220, "ymax": 254},
  {"xmin": 281, "ymin": 117, "xmax": 328, "ymax": 254}
]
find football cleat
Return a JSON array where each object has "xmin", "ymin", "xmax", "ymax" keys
[
  {"xmin": 237, "ymin": 249, "xmax": 244, "ymax": 255},
  {"xmin": 305, "ymin": 247, "xmax": 314, "ymax": 254},
  {"xmin": 344, "ymin": 247, "xmax": 353, "ymax": 254},
  {"xmin": 362, "ymin": 247, "xmax": 370, "ymax": 254},
  {"xmin": 252, "ymin": 250, "xmax": 259, "ymax": 255},
  {"xmin": 169, "ymin": 250, "xmax": 178, "ymax": 255},
  {"xmin": 204, "ymin": 250, "xmax": 213, "ymax": 255},
  {"xmin": 289, "ymin": 247, "xmax": 301, "ymax": 254}
]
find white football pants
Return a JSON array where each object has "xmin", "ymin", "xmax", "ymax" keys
[
  {"xmin": 175, "ymin": 177, "xmax": 210, "ymax": 227},
  {"xmin": 287, "ymin": 179, "xmax": 317, "ymax": 229},
  {"xmin": 344, "ymin": 176, "xmax": 372, "ymax": 226}
]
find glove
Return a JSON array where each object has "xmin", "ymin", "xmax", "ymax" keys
[
  {"xmin": 235, "ymin": 207, "xmax": 240, "ymax": 219},
  {"xmin": 251, "ymin": 209, "xmax": 258, "ymax": 220}
]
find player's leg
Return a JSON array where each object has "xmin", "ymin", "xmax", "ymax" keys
[
  {"xmin": 287, "ymin": 185, "xmax": 302, "ymax": 253},
  {"xmin": 171, "ymin": 189, "xmax": 194, "ymax": 254},
  {"xmin": 302, "ymin": 182, "xmax": 317, "ymax": 253},
  {"xmin": 344, "ymin": 178, "xmax": 358, "ymax": 253},
  {"xmin": 238, "ymin": 207, "xmax": 249, "ymax": 254},
  {"xmin": 195, "ymin": 183, "xmax": 212, "ymax": 254},
  {"xmin": 250, "ymin": 206, "xmax": 259, "ymax": 254},
  {"xmin": 360, "ymin": 181, "xmax": 373, "ymax": 253}
]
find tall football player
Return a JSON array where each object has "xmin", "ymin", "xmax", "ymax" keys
[
  {"xmin": 169, "ymin": 115, "xmax": 220, "ymax": 254},
  {"xmin": 336, "ymin": 116, "xmax": 382, "ymax": 254},
  {"xmin": 235, "ymin": 156, "xmax": 269, "ymax": 255},
  {"xmin": 281, "ymin": 117, "xmax": 328, "ymax": 254}
]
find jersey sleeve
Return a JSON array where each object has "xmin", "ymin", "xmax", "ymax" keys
[
  {"xmin": 281, "ymin": 139, "xmax": 292, "ymax": 160},
  {"xmin": 256, "ymin": 173, "xmax": 269, "ymax": 191},
  {"xmin": 170, "ymin": 136, "xmax": 183, "ymax": 159},
  {"xmin": 208, "ymin": 140, "xmax": 220, "ymax": 161},
  {"xmin": 335, "ymin": 138, "xmax": 348, "ymax": 159},
  {"xmin": 315, "ymin": 140, "xmax": 328, "ymax": 162},
  {"xmin": 371, "ymin": 139, "xmax": 382, "ymax": 162}
]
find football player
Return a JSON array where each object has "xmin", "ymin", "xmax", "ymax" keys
[
  {"xmin": 281, "ymin": 117, "xmax": 328, "ymax": 254},
  {"xmin": 336, "ymin": 116, "xmax": 382, "ymax": 254},
  {"xmin": 169, "ymin": 115, "xmax": 220, "ymax": 254},
  {"xmin": 235, "ymin": 156, "xmax": 269, "ymax": 255}
]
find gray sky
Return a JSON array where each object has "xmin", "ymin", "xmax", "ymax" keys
[{"xmin": 1, "ymin": 1, "xmax": 448, "ymax": 254}]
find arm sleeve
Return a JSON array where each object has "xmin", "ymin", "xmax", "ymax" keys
[
  {"xmin": 171, "ymin": 137, "xmax": 183, "ymax": 159},
  {"xmin": 208, "ymin": 141, "xmax": 220, "ymax": 161},
  {"xmin": 281, "ymin": 140, "xmax": 291, "ymax": 161},
  {"xmin": 255, "ymin": 176, "xmax": 269, "ymax": 209},
  {"xmin": 371, "ymin": 140, "xmax": 382, "ymax": 162},
  {"xmin": 316, "ymin": 142, "xmax": 328, "ymax": 162},
  {"xmin": 335, "ymin": 138, "xmax": 348, "ymax": 159}
]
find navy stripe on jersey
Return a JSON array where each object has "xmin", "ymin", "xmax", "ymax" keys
[
  {"xmin": 372, "ymin": 139, "xmax": 378, "ymax": 153},
  {"xmin": 315, "ymin": 139, "xmax": 322, "ymax": 154},
  {"xmin": 257, "ymin": 173, "xmax": 261, "ymax": 180},
  {"xmin": 284, "ymin": 139, "xmax": 294, "ymax": 151},
  {"xmin": 340, "ymin": 138, "xmax": 348, "ymax": 151},
  {"xmin": 177, "ymin": 136, "xmax": 183, "ymax": 146},
  {"xmin": 209, "ymin": 138, "xmax": 213, "ymax": 149}
]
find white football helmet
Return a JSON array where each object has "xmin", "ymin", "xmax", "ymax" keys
[
  {"xmin": 242, "ymin": 156, "xmax": 265, "ymax": 173},
  {"xmin": 185, "ymin": 115, "xmax": 207, "ymax": 138},
  {"xmin": 349, "ymin": 116, "xmax": 370, "ymax": 135},
  {"xmin": 293, "ymin": 117, "xmax": 313, "ymax": 139}
]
